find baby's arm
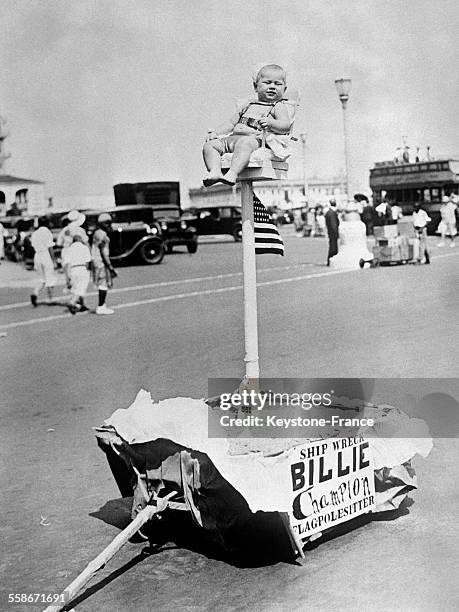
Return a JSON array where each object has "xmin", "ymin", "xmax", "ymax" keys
[
  {"xmin": 258, "ymin": 104, "xmax": 291, "ymax": 134},
  {"xmin": 206, "ymin": 112, "xmax": 240, "ymax": 141}
]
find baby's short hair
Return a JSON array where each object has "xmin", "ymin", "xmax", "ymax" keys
[{"xmin": 253, "ymin": 63, "xmax": 287, "ymax": 84}]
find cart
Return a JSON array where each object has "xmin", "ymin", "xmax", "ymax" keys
[
  {"xmin": 43, "ymin": 390, "xmax": 432, "ymax": 612},
  {"xmin": 359, "ymin": 221, "xmax": 422, "ymax": 268}
]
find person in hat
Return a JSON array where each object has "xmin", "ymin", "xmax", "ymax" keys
[
  {"xmin": 438, "ymin": 195, "xmax": 457, "ymax": 248},
  {"xmin": 91, "ymin": 212, "xmax": 117, "ymax": 315},
  {"xmin": 66, "ymin": 233, "xmax": 91, "ymax": 314},
  {"xmin": 362, "ymin": 202, "xmax": 377, "ymax": 236},
  {"xmin": 202, "ymin": 63, "xmax": 293, "ymax": 186},
  {"xmin": 412, "ymin": 202, "xmax": 430, "ymax": 264},
  {"xmin": 57, "ymin": 209, "xmax": 88, "ymax": 291},
  {"xmin": 329, "ymin": 205, "xmax": 373, "ymax": 269},
  {"xmin": 30, "ymin": 216, "xmax": 57, "ymax": 306},
  {"xmin": 325, "ymin": 199, "xmax": 340, "ymax": 266}
]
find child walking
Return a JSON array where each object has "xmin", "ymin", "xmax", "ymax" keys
[{"xmin": 66, "ymin": 234, "xmax": 92, "ymax": 314}]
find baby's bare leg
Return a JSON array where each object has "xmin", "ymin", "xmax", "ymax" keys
[
  {"xmin": 203, "ymin": 139, "xmax": 225, "ymax": 186},
  {"xmin": 223, "ymin": 136, "xmax": 259, "ymax": 185}
]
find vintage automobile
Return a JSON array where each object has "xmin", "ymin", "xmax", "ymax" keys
[
  {"xmin": 112, "ymin": 182, "xmax": 198, "ymax": 254},
  {"xmin": 2, "ymin": 212, "xmax": 68, "ymax": 268},
  {"xmin": 1, "ymin": 216, "xmax": 23, "ymax": 262},
  {"xmin": 81, "ymin": 206, "xmax": 169, "ymax": 265},
  {"xmin": 1, "ymin": 216, "xmax": 37, "ymax": 266},
  {"xmin": 149, "ymin": 205, "xmax": 198, "ymax": 254},
  {"xmin": 181, "ymin": 205, "xmax": 242, "ymax": 241}
]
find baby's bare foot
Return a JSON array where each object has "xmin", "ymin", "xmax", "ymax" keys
[
  {"xmin": 203, "ymin": 173, "xmax": 224, "ymax": 187},
  {"xmin": 221, "ymin": 170, "xmax": 236, "ymax": 186}
]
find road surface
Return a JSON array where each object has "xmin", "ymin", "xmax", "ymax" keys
[{"xmin": 0, "ymin": 231, "xmax": 458, "ymax": 611}]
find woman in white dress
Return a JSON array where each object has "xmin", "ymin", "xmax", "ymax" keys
[{"xmin": 329, "ymin": 210, "xmax": 373, "ymax": 269}]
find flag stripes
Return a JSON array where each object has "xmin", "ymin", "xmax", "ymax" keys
[{"xmin": 253, "ymin": 195, "xmax": 285, "ymax": 256}]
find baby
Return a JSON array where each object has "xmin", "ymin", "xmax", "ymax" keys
[{"xmin": 203, "ymin": 63, "xmax": 291, "ymax": 186}]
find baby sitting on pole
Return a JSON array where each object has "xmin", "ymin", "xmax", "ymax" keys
[{"xmin": 203, "ymin": 63, "xmax": 292, "ymax": 187}]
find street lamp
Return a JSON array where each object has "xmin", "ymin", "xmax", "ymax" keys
[
  {"xmin": 299, "ymin": 133, "xmax": 308, "ymax": 201},
  {"xmin": 334, "ymin": 78, "xmax": 352, "ymax": 202}
]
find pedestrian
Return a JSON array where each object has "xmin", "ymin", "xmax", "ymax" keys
[
  {"xmin": 328, "ymin": 208, "xmax": 373, "ymax": 269},
  {"xmin": 91, "ymin": 212, "xmax": 118, "ymax": 315},
  {"xmin": 437, "ymin": 195, "xmax": 457, "ymax": 248},
  {"xmin": 56, "ymin": 217, "xmax": 72, "ymax": 291},
  {"xmin": 66, "ymin": 234, "xmax": 92, "ymax": 314},
  {"xmin": 412, "ymin": 202, "xmax": 430, "ymax": 264},
  {"xmin": 375, "ymin": 199, "xmax": 392, "ymax": 226},
  {"xmin": 325, "ymin": 199, "xmax": 339, "ymax": 266},
  {"xmin": 390, "ymin": 203, "xmax": 403, "ymax": 223},
  {"xmin": 0, "ymin": 220, "xmax": 5, "ymax": 262},
  {"xmin": 316, "ymin": 207, "xmax": 326, "ymax": 237},
  {"xmin": 30, "ymin": 217, "xmax": 57, "ymax": 306},
  {"xmin": 57, "ymin": 210, "xmax": 88, "ymax": 292},
  {"xmin": 360, "ymin": 198, "xmax": 376, "ymax": 236}
]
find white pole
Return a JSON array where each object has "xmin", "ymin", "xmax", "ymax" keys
[
  {"xmin": 341, "ymin": 101, "xmax": 351, "ymax": 200},
  {"xmin": 240, "ymin": 179, "xmax": 259, "ymax": 380},
  {"xmin": 300, "ymin": 133, "xmax": 308, "ymax": 200},
  {"xmin": 42, "ymin": 505, "xmax": 158, "ymax": 612}
]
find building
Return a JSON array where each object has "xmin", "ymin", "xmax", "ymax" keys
[
  {"xmin": 49, "ymin": 193, "xmax": 114, "ymax": 212},
  {"xmin": 188, "ymin": 175, "xmax": 346, "ymax": 210},
  {"xmin": 0, "ymin": 175, "xmax": 46, "ymax": 216},
  {"xmin": 0, "ymin": 114, "xmax": 47, "ymax": 216}
]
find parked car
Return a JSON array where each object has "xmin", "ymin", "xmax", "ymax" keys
[
  {"xmin": 1, "ymin": 216, "xmax": 22, "ymax": 262},
  {"xmin": 148, "ymin": 205, "xmax": 198, "ymax": 254},
  {"xmin": 277, "ymin": 209, "xmax": 295, "ymax": 225},
  {"xmin": 80, "ymin": 206, "xmax": 168, "ymax": 265},
  {"xmin": 4, "ymin": 212, "xmax": 68, "ymax": 268},
  {"xmin": 181, "ymin": 205, "xmax": 242, "ymax": 241},
  {"xmin": 1, "ymin": 216, "xmax": 37, "ymax": 266},
  {"xmin": 112, "ymin": 183, "xmax": 198, "ymax": 254}
]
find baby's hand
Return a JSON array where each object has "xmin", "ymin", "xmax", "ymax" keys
[
  {"xmin": 258, "ymin": 116, "xmax": 274, "ymax": 129},
  {"xmin": 205, "ymin": 130, "xmax": 218, "ymax": 142}
]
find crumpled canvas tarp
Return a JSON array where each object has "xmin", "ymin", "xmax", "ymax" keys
[
  {"xmin": 97, "ymin": 433, "xmax": 300, "ymax": 558},
  {"xmin": 96, "ymin": 390, "xmax": 432, "ymax": 555}
]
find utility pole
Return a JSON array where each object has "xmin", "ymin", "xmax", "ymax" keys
[{"xmin": 300, "ymin": 133, "xmax": 308, "ymax": 202}]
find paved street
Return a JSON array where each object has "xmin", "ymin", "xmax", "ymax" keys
[{"xmin": 1, "ymin": 230, "xmax": 458, "ymax": 611}]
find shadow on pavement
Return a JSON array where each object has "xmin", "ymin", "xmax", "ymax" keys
[
  {"xmin": 302, "ymin": 495, "xmax": 414, "ymax": 555},
  {"xmin": 60, "ymin": 548, "xmax": 168, "ymax": 612},
  {"xmin": 73, "ymin": 495, "xmax": 414, "ymax": 609},
  {"xmin": 89, "ymin": 495, "xmax": 414, "ymax": 570}
]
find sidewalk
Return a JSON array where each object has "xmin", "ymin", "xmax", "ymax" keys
[{"xmin": 0, "ymin": 260, "xmax": 65, "ymax": 289}]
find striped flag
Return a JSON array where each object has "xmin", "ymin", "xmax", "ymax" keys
[{"xmin": 253, "ymin": 195, "xmax": 285, "ymax": 256}]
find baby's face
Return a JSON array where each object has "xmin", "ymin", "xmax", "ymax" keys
[{"xmin": 255, "ymin": 68, "xmax": 286, "ymax": 103}]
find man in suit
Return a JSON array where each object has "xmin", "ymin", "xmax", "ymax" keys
[
  {"xmin": 360, "ymin": 197, "xmax": 377, "ymax": 236},
  {"xmin": 325, "ymin": 199, "xmax": 340, "ymax": 266}
]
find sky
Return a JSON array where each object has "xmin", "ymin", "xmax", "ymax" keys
[{"xmin": 1, "ymin": 0, "xmax": 458, "ymax": 201}]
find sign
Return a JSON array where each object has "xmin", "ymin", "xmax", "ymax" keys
[{"xmin": 288, "ymin": 437, "xmax": 375, "ymax": 539}]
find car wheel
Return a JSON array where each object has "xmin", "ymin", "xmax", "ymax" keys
[
  {"xmin": 187, "ymin": 241, "xmax": 198, "ymax": 254},
  {"xmin": 233, "ymin": 225, "xmax": 242, "ymax": 241},
  {"xmin": 139, "ymin": 240, "xmax": 165, "ymax": 265}
]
